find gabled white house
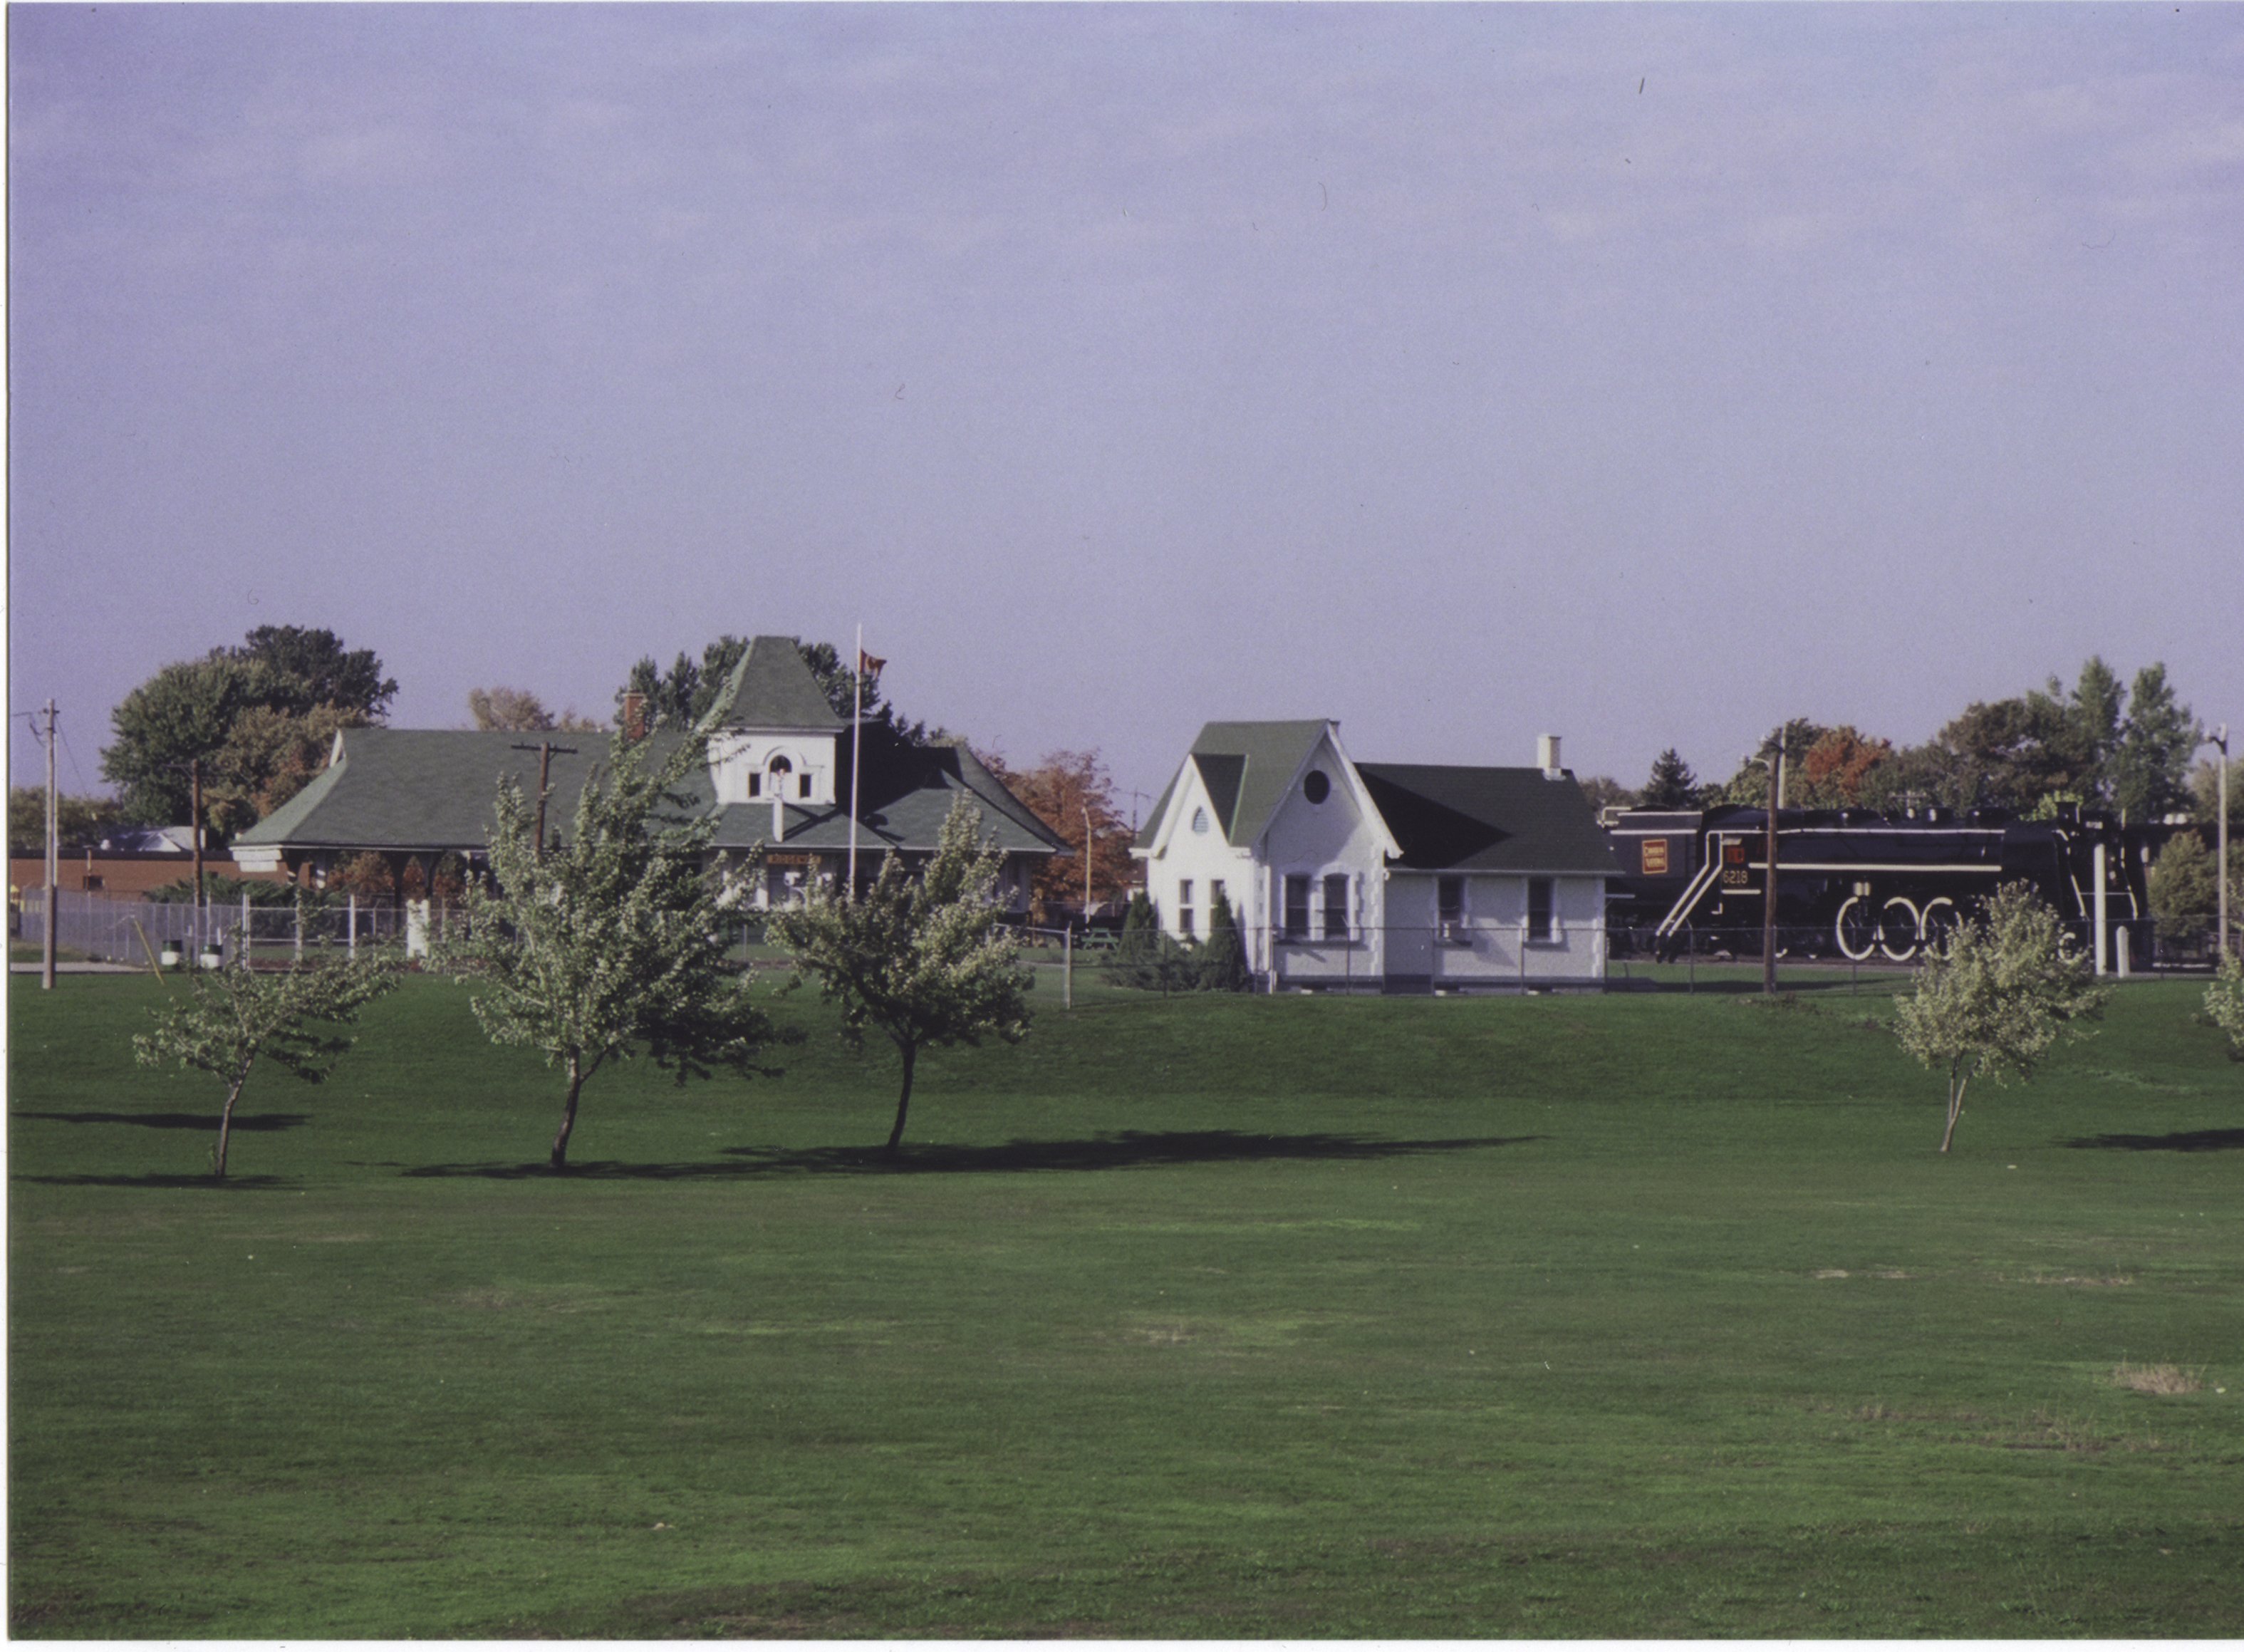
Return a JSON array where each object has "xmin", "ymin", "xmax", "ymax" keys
[{"xmin": 1133, "ymin": 720, "xmax": 1619, "ymax": 992}]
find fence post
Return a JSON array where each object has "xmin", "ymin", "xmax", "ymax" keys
[
  {"xmin": 1687, "ymin": 926, "xmax": 1695, "ymax": 994},
  {"xmin": 1064, "ymin": 925, "xmax": 1074, "ymax": 1012},
  {"xmin": 242, "ymin": 890, "xmax": 251, "ymax": 967},
  {"xmin": 295, "ymin": 897, "xmax": 304, "ymax": 962},
  {"xmin": 348, "ymin": 892, "xmax": 358, "ymax": 958}
]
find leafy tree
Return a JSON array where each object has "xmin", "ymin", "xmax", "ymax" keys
[
  {"xmin": 445, "ymin": 727, "xmax": 784, "ymax": 1172},
  {"xmin": 9, "ymin": 789, "xmax": 124, "ymax": 857},
  {"xmin": 1893, "ymin": 882, "xmax": 2107, "ymax": 1153},
  {"xmin": 1575, "ymin": 776, "xmax": 1636, "ymax": 816},
  {"xmin": 202, "ymin": 703, "xmax": 363, "ymax": 838},
  {"xmin": 467, "ymin": 687, "xmax": 601, "ymax": 733},
  {"xmin": 2189, "ymin": 754, "xmax": 2238, "ymax": 834},
  {"xmin": 1720, "ymin": 719, "xmax": 1826, "ymax": 806},
  {"xmin": 2064, "ymin": 655, "xmax": 2126, "ymax": 805},
  {"xmin": 1198, "ymin": 888, "xmax": 1250, "ymax": 992},
  {"xmin": 1791, "ymin": 726, "xmax": 1894, "ymax": 809},
  {"xmin": 1101, "ymin": 893, "xmax": 1199, "ymax": 994},
  {"xmin": 1640, "ymin": 749, "xmax": 1699, "ymax": 809},
  {"xmin": 102, "ymin": 627, "xmax": 394, "ymax": 830},
  {"xmin": 977, "ymin": 748, "xmax": 1133, "ymax": 920},
  {"xmin": 2146, "ymin": 831, "xmax": 2244, "ymax": 925},
  {"xmin": 2109, "ymin": 664, "xmax": 2199, "ymax": 823},
  {"xmin": 102, "ymin": 655, "xmax": 266, "ymax": 825},
  {"xmin": 2205, "ymin": 955, "xmax": 2244, "ymax": 1058},
  {"xmin": 222, "ymin": 625, "xmax": 397, "ymax": 722},
  {"xmin": 767, "ymin": 796, "xmax": 1032, "ymax": 1156},
  {"xmin": 133, "ymin": 942, "xmax": 400, "ymax": 1178}
]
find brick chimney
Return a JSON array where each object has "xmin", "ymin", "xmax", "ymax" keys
[{"xmin": 622, "ymin": 692, "xmax": 647, "ymax": 742}]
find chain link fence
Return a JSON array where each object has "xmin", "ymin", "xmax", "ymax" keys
[{"xmin": 15, "ymin": 887, "xmax": 417, "ymax": 967}]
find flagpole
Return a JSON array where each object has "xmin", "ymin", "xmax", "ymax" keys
[{"xmin": 848, "ymin": 622, "xmax": 862, "ymax": 901}]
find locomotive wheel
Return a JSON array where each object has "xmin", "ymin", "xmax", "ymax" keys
[
  {"xmin": 1879, "ymin": 897, "xmax": 1921, "ymax": 961},
  {"xmin": 1834, "ymin": 896, "xmax": 1877, "ymax": 961},
  {"xmin": 1920, "ymin": 898, "xmax": 1958, "ymax": 955}
]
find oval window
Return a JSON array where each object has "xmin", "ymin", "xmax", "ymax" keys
[
  {"xmin": 1191, "ymin": 806, "xmax": 1210, "ymax": 834},
  {"xmin": 1303, "ymin": 770, "xmax": 1331, "ymax": 804}
]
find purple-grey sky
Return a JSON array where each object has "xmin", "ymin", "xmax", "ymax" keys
[{"xmin": 10, "ymin": 4, "xmax": 2241, "ymax": 815}]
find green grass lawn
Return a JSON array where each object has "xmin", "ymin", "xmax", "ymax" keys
[{"xmin": 9, "ymin": 971, "xmax": 2242, "ymax": 1637}]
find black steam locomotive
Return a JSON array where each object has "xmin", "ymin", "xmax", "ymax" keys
[{"xmin": 1604, "ymin": 804, "xmax": 2154, "ymax": 965}]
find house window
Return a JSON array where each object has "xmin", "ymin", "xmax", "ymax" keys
[
  {"xmin": 799, "ymin": 773, "xmax": 814, "ymax": 799},
  {"xmin": 748, "ymin": 772, "xmax": 762, "ymax": 798},
  {"xmin": 1527, "ymin": 877, "xmax": 1555, "ymax": 942},
  {"xmin": 1303, "ymin": 770, "xmax": 1331, "ymax": 804},
  {"xmin": 1209, "ymin": 878, "xmax": 1225, "ymax": 912},
  {"xmin": 1283, "ymin": 874, "xmax": 1310, "ymax": 939},
  {"xmin": 1192, "ymin": 806, "xmax": 1210, "ymax": 834},
  {"xmin": 1438, "ymin": 876, "xmax": 1465, "ymax": 941},
  {"xmin": 1323, "ymin": 873, "xmax": 1349, "ymax": 941},
  {"xmin": 1178, "ymin": 879, "xmax": 1195, "ymax": 937}
]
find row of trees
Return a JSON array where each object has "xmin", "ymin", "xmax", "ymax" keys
[
  {"xmin": 140, "ymin": 723, "xmax": 1034, "ymax": 1177},
  {"xmin": 1616, "ymin": 658, "xmax": 2216, "ymax": 825}
]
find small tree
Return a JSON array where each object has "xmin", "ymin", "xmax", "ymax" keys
[
  {"xmin": 1894, "ymin": 882, "xmax": 2109, "ymax": 1153},
  {"xmin": 134, "ymin": 942, "xmax": 400, "ymax": 1178},
  {"xmin": 767, "ymin": 795, "xmax": 1032, "ymax": 1156},
  {"xmin": 445, "ymin": 727, "xmax": 781, "ymax": 1171},
  {"xmin": 1640, "ymin": 749, "xmax": 1699, "ymax": 809},
  {"xmin": 1101, "ymin": 891, "xmax": 1198, "ymax": 993},
  {"xmin": 1198, "ymin": 888, "xmax": 1250, "ymax": 992},
  {"xmin": 2206, "ymin": 955, "xmax": 2244, "ymax": 1059}
]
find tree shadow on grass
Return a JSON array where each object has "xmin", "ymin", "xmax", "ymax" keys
[
  {"xmin": 2059, "ymin": 1127, "xmax": 2244, "ymax": 1153},
  {"xmin": 12, "ymin": 1109, "xmax": 308, "ymax": 1133},
  {"xmin": 13, "ymin": 1172, "xmax": 294, "ymax": 1189},
  {"xmin": 401, "ymin": 1129, "xmax": 1547, "ymax": 1181}
]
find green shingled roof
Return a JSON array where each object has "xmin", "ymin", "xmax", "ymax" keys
[
  {"xmin": 234, "ymin": 724, "xmax": 1062, "ymax": 861},
  {"xmin": 1131, "ymin": 720, "xmax": 1333, "ymax": 853},
  {"xmin": 235, "ymin": 729, "xmax": 666, "ymax": 853},
  {"xmin": 705, "ymin": 635, "xmax": 846, "ymax": 731},
  {"xmin": 1355, "ymin": 763, "xmax": 1619, "ymax": 875}
]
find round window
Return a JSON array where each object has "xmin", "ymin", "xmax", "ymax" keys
[
  {"xmin": 1303, "ymin": 769, "xmax": 1331, "ymax": 804},
  {"xmin": 1191, "ymin": 806, "xmax": 1210, "ymax": 834}
]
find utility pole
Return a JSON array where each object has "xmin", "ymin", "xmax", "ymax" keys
[
  {"xmin": 42, "ymin": 700, "xmax": 58, "ymax": 990},
  {"xmin": 2208, "ymin": 724, "xmax": 2231, "ymax": 962},
  {"xmin": 190, "ymin": 755, "xmax": 205, "ymax": 961},
  {"xmin": 1761, "ymin": 751, "xmax": 1783, "ymax": 995},
  {"xmin": 511, "ymin": 740, "xmax": 578, "ymax": 862},
  {"xmin": 1082, "ymin": 801, "xmax": 1094, "ymax": 927}
]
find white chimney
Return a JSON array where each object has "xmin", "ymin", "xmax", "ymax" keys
[{"xmin": 1538, "ymin": 734, "xmax": 1563, "ymax": 778}]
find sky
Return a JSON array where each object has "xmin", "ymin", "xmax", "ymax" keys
[{"xmin": 9, "ymin": 3, "xmax": 2242, "ymax": 818}]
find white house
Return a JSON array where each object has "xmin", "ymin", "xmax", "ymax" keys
[{"xmin": 1133, "ymin": 720, "xmax": 1618, "ymax": 992}]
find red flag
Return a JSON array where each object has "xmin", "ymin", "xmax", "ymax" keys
[{"xmin": 858, "ymin": 649, "xmax": 886, "ymax": 677}]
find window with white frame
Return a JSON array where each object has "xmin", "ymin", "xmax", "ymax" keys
[
  {"xmin": 1283, "ymin": 874, "xmax": 1310, "ymax": 939},
  {"xmin": 1438, "ymin": 876, "xmax": 1465, "ymax": 942},
  {"xmin": 1527, "ymin": 876, "xmax": 1555, "ymax": 942},
  {"xmin": 1322, "ymin": 873, "xmax": 1349, "ymax": 940},
  {"xmin": 1178, "ymin": 878, "xmax": 1195, "ymax": 937}
]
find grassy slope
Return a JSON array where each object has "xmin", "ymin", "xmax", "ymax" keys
[{"xmin": 9, "ymin": 971, "xmax": 2242, "ymax": 1637}]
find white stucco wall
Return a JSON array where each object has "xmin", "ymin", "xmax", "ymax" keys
[
  {"xmin": 1393, "ymin": 871, "xmax": 1606, "ymax": 985},
  {"xmin": 1255, "ymin": 729, "xmax": 1391, "ymax": 985},
  {"xmin": 709, "ymin": 729, "xmax": 838, "ymax": 806},
  {"xmin": 1143, "ymin": 757, "xmax": 1259, "ymax": 950}
]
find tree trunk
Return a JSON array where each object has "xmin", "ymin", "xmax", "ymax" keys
[
  {"xmin": 883, "ymin": 1041, "xmax": 918, "ymax": 1158},
  {"xmin": 550, "ymin": 1056, "xmax": 583, "ymax": 1173},
  {"xmin": 214, "ymin": 1066, "xmax": 251, "ymax": 1180},
  {"xmin": 1938, "ymin": 1064, "xmax": 1968, "ymax": 1154}
]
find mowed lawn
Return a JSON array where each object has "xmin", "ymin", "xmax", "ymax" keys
[{"xmin": 9, "ymin": 970, "xmax": 2242, "ymax": 1638}]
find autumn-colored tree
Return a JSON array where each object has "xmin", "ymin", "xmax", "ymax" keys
[
  {"xmin": 202, "ymin": 704, "xmax": 364, "ymax": 838},
  {"xmin": 467, "ymin": 687, "xmax": 603, "ymax": 733},
  {"xmin": 978, "ymin": 749, "xmax": 1133, "ymax": 921},
  {"xmin": 1792, "ymin": 726, "xmax": 1895, "ymax": 809}
]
